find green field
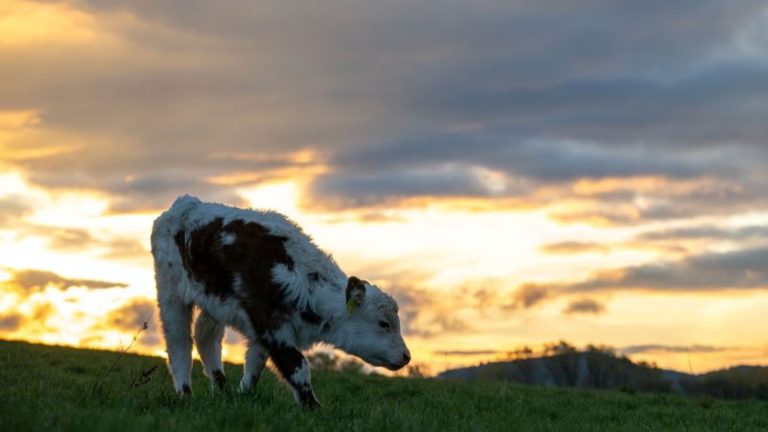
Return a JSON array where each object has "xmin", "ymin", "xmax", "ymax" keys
[{"xmin": 2, "ymin": 340, "xmax": 767, "ymax": 431}]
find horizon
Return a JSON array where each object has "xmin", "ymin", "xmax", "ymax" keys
[{"xmin": 2, "ymin": 0, "xmax": 768, "ymax": 377}]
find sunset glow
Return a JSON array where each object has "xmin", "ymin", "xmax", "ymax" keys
[{"xmin": 3, "ymin": 0, "xmax": 768, "ymax": 377}]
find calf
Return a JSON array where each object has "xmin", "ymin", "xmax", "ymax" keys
[{"xmin": 150, "ymin": 195, "xmax": 410, "ymax": 407}]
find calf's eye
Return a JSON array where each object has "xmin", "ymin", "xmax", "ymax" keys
[{"xmin": 378, "ymin": 321, "xmax": 391, "ymax": 330}]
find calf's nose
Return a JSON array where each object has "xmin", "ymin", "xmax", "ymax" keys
[{"xmin": 402, "ymin": 351, "xmax": 411, "ymax": 365}]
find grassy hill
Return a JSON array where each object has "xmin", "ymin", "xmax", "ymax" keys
[{"xmin": 2, "ymin": 340, "xmax": 768, "ymax": 431}]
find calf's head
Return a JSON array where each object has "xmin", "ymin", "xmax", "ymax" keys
[{"xmin": 336, "ymin": 276, "xmax": 411, "ymax": 370}]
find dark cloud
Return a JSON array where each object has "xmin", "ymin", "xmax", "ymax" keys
[
  {"xmin": 619, "ymin": 344, "xmax": 734, "ymax": 356},
  {"xmin": 3, "ymin": 0, "xmax": 768, "ymax": 215},
  {"xmin": 106, "ymin": 299, "xmax": 156, "ymax": 331},
  {"xmin": 562, "ymin": 298, "xmax": 605, "ymax": 315},
  {"xmin": 0, "ymin": 313, "xmax": 22, "ymax": 331},
  {"xmin": 637, "ymin": 225, "xmax": 768, "ymax": 242},
  {"xmin": 575, "ymin": 247, "xmax": 768, "ymax": 292},
  {"xmin": 424, "ymin": 65, "xmax": 768, "ymax": 147},
  {"xmin": 104, "ymin": 298, "xmax": 161, "ymax": 346},
  {"xmin": 551, "ymin": 180, "xmax": 768, "ymax": 226},
  {"xmin": 315, "ymin": 136, "xmax": 768, "ymax": 218},
  {"xmin": 330, "ymin": 136, "xmax": 720, "ymax": 182},
  {"xmin": 530, "ymin": 246, "xmax": 768, "ymax": 295},
  {"xmin": 509, "ymin": 284, "xmax": 551, "ymax": 309},
  {"xmin": 7, "ymin": 269, "xmax": 128, "ymax": 291},
  {"xmin": 307, "ymin": 166, "xmax": 504, "ymax": 208}
]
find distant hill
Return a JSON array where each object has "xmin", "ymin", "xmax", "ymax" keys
[
  {"xmin": 438, "ymin": 349, "xmax": 768, "ymax": 400},
  {"xmin": 683, "ymin": 366, "xmax": 768, "ymax": 400}
]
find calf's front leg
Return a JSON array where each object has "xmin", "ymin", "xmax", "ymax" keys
[
  {"xmin": 266, "ymin": 342, "xmax": 320, "ymax": 409},
  {"xmin": 240, "ymin": 341, "xmax": 269, "ymax": 392}
]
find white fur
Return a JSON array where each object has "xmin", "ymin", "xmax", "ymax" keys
[
  {"xmin": 151, "ymin": 195, "xmax": 410, "ymax": 401},
  {"xmin": 289, "ymin": 361, "xmax": 312, "ymax": 403},
  {"xmin": 240, "ymin": 341, "xmax": 269, "ymax": 392},
  {"xmin": 194, "ymin": 310, "xmax": 225, "ymax": 379}
]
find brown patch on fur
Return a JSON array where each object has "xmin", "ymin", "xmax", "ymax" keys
[
  {"xmin": 175, "ymin": 218, "xmax": 295, "ymax": 333},
  {"xmin": 175, "ymin": 220, "xmax": 235, "ymax": 297}
]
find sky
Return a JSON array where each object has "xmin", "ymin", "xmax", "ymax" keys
[{"xmin": 2, "ymin": 0, "xmax": 768, "ymax": 375}]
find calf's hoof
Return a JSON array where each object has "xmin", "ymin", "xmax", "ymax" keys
[
  {"xmin": 302, "ymin": 398, "xmax": 321, "ymax": 410},
  {"xmin": 177, "ymin": 383, "xmax": 192, "ymax": 397},
  {"xmin": 211, "ymin": 369, "xmax": 227, "ymax": 390}
]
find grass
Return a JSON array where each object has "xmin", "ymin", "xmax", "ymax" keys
[{"xmin": 2, "ymin": 340, "xmax": 768, "ymax": 431}]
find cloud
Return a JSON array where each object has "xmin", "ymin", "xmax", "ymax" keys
[
  {"xmin": 306, "ymin": 164, "xmax": 517, "ymax": 209},
  {"xmin": 17, "ymin": 225, "xmax": 149, "ymax": 261},
  {"xmin": 547, "ymin": 176, "xmax": 761, "ymax": 226},
  {"xmin": 562, "ymin": 298, "xmax": 605, "ymax": 315},
  {"xmin": 31, "ymin": 227, "xmax": 95, "ymax": 251},
  {"xmin": 552, "ymin": 183, "xmax": 768, "ymax": 226},
  {"xmin": 0, "ymin": 194, "xmax": 32, "ymax": 224},
  {"xmin": 525, "ymin": 246, "xmax": 768, "ymax": 296},
  {"xmin": 0, "ymin": 313, "xmax": 22, "ymax": 331},
  {"xmin": 101, "ymin": 238, "xmax": 149, "ymax": 261},
  {"xmin": 314, "ymin": 137, "xmax": 768, "ymax": 217},
  {"xmin": 103, "ymin": 298, "xmax": 161, "ymax": 347},
  {"xmin": 106, "ymin": 299, "xmax": 156, "ymax": 331},
  {"xmin": 619, "ymin": 344, "xmax": 735, "ymax": 356},
  {"xmin": 31, "ymin": 301, "xmax": 55, "ymax": 323},
  {"xmin": 2, "ymin": 0, "xmax": 768, "ymax": 215},
  {"xmin": 331, "ymin": 138, "xmax": 717, "ymax": 184},
  {"xmin": 6, "ymin": 269, "xmax": 128, "ymax": 291},
  {"xmin": 509, "ymin": 284, "xmax": 551, "ymax": 309},
  {"xmin": 424, "ymin": 66, "xmax": 768, "ymax": 147},
  {"xmin": 572, "ymin": 247, "xmax": 768, "ymax": 292},
  {"xmin": 637, "ymin": 225, "xmax": 768, "ymax": 242},
  {"xmin": 540, "ymin": 241, "xmax": 609, "ymax": 255},
  {"xmin": 354, "ymin": 267, "xmax": 489, "ymax": 339},
  {"xmin": 385, "ymin": 283, "xmax": 472, "ymax": 338}
]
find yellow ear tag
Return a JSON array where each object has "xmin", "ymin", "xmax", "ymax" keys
[{"xmin": 347, "ymin": 298, "xmax": 357, "ymax": 313}]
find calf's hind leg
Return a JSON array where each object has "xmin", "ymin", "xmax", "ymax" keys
[
  {"xmin": 158, "ymin": 294, "xmax": 194, "ymax": 395},
  {"xmin": 193, "ymin": 310, "xmax": 226, "ymax": 389}
]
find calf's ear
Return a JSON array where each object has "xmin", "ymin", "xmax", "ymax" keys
[{"xmin": 346, "ymin": 276, "xmax": 366, "ymax": 313}]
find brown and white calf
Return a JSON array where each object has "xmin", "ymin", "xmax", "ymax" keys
[{"xmin": 150, "ymin": 195, "xmax": 410, "ymax": 408}]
